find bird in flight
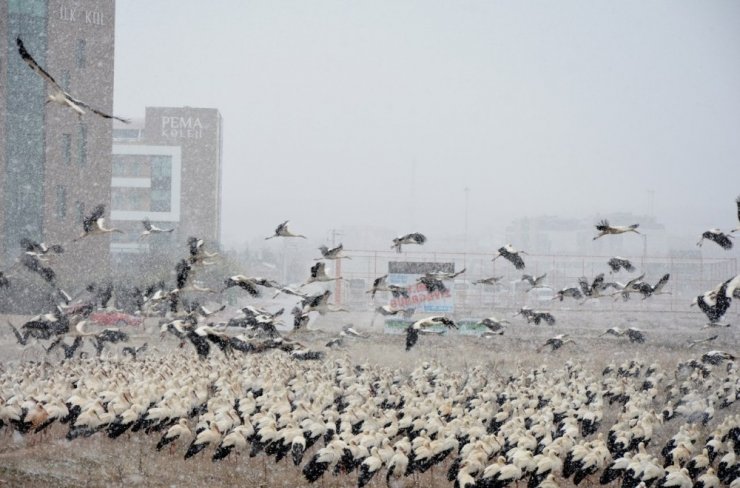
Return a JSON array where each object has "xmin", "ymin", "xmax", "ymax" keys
[
  {"xmin": 140, "ymin": 218, "xmax": 175, "ymax": 239},
  {"xmin": 73, "ymin": 204, "xmax": 122, "ymax": 242},
  {"xmin": 391, "ymin": 233, "xmax": 426, "ymax": 253},
  {"xmin": 492, "ymin": 244, "xmax": 527, "ymax": 270},
  {"xmin": 316, "ymin": 243, "xmax": 351, "ymax": 260},
  {"xmin": 697, "ymin": 229, "xmax": 734, "ymax": 250},
  {"xmin": 607, "ymin": 257, "xmax": 635, "ymax": 273},
  {"xmin": 266, "ymin": 220, "xmax": 306, "ymax": 239},
  {"xmin": 593, "ymin": 220, "xmax": 640, "ymax": 240},
  {"xmin": 733, "ymin": 196, "xmax": 740, "ymax": 233},
  {"xmin": 16, "ymin": 37, "xmax": 130, "ymax": 123}
]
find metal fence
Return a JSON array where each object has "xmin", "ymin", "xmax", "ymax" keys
[{"xmin": 332, "ymin": 249, "xmax": 738, "ymax": 318}]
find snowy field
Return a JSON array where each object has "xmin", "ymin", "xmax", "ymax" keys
[{"xmin": 0, "ymin": 309, "xmax": 737, "ymax": 487}]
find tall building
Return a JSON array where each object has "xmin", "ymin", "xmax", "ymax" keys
[
  {"xmin": 1, "ymin": 1, "xmax": 116, "ymax": 309},
  {"xmin": 110, "ymin": 107, "xmax": 222, "ymax": 274}
]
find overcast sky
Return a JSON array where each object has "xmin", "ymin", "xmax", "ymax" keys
[{"xmin": 113, "ymin": 1, "xmax": 740, "ymax": 249}]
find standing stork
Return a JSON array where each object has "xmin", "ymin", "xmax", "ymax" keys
[
  {"xmin": 16, "ymin": 37, "xmax": 130, "ymax": 123},
  {"xmin": 492, "ymin": 244, "xmax": 527, "ymax": 270},
  {"xmin": 265, "ymin": 220, "xmax": 306, "ymax": 239},
  {"xmin": 391, "ymin": 233, "xmax": 427, "ymax": 253},
  {"xmin": 697, "ymin": 229, "xmax": 734, "ymax": 250},
  {"xmin": 73, "ymin": 204, "xmax": 122, "ymax": 242},
  {"xmin": 593, "ymin": 220, "xmax": 640, "ymax": 240}
]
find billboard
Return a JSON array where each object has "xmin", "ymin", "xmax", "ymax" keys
[{"xmin": 387, "ymin": 261, "xmax": 455, "ymax": 313}]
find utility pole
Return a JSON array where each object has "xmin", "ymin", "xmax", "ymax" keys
[
  {"xmin": 464, "ymin": 186, "xmax": 470, "ymax": 269},
  {"xmin": 329, "ymin": 229, "xmax": 344, "ymax": 305}
]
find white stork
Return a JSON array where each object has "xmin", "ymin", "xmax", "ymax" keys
[
  {"xmin": 73, "ymin": 204, "xmax": 122, "ymax": 242},
  {"xmin": 265, "ymin": 220, "xmax": 306, "ymax": 239},
  {"xmin": 492, "ymin": 244, "xmax": 527, "ymax": 270},
  {"xmin": 139, "ymin": 218, "xmax": 174, "ymax": 239},
  {"xmin": 473, "ymin": 276, "xmax": 504, "ymax": 286},
  {"xmin": 733, "ymin": 195, "xmax": 740, "ymax": 233},
  {"xmin": 697, "ymin": 229, "xmax": 734, "ymax": 250},
  {"xmin": 16, "ymin": 37, "xmax": 129, "ymax": 123},
  {"xmin": 405, "ymin": 316, "xmax": 457, "ymax": 351},
  {"xmin": 593, "ymin": 219, "xmax": 640, "ymax": 240},
  {"xmin": 607, "ymin": 256, "xmax": 635, "ymax": 273},
  {"xmin": 391, "ymin": 233, "xmax": 427, "ymax": 253},
  {"xmin": 316, "ymin": 243, "xmax": 350, "ymax": 260},
  {"xmin": 521, "ymin": 273, "xmax": 548, "ymax": 292}
]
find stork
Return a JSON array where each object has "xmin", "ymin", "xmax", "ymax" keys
[
  {"xmin": 607, "ymin": 257, "xmax": 635, "ymax": 273},
  {"xmin": 391, "ymin": 232, "xmax": 427, "ymax": 253},
  {"xmin": 521, "ymin": 273, "xmax": 548, "ymax": 292},
  {"xmin": 733, "ymin": 195, "xmax": 740, "ymax": 233},
  {"xmin": 316, "ymin": 243, "xmax": 350, "ymax": 260},
  {"xmin": 492, "ymin": 244, "xmax": 527, "ymax": 270},
  {"xmin": 473, "ymin": 276, "xmax": 504, "ymax": 286},
  {"xmin": 187, "ymin": 237, "xmax": 218, "ymax": 265},
  {"xmin": 625, "ymin": 328, "xmax": 646, "ymax": 343},
  {"xmin": 553, "ymin": 287, "xmax": 584, "ymax": 302},
  {"xmin": 16, "ymin": 37, "xmax": 130, "ymax": 123},
  {"xmin": 687, "ymin": 335, "xmax": 718, "ymax": 349},
  {"xmin": 593, "ymin": 219, "xmax": 640, "ymax": 240},
  {"xmin": 20, "ymin": 237, "xmax": 63, "ymax": 262},
  {"xmin": 476, "ymin": 317, "xmax": 509, "ymax": 334},
  {"xmin": 223, "ymin": 275, "xmax": 279, "ymax": 296},
  {"xmin": 537, "ymin": 334, "xmax": 575, "ymax": 352},
  {"xmin": 635, "ymin": 273, "xmax": 671, "ymax": 299},
  {"xmin": 405, "ymin": 316, "xmax": 457, "ymax": 351},
  {"xmin": 303, "ymin": 261, "xmax": 340, "ymax": 286},
  {"xmin": 697, "ymin": 229, "xmax": 734, "ymax": 250},
  {"xmin": 139, "ymin": 218, "xmax": 174, "ymax": 239},
  {"xmin": 265, "ymin": 220, "xmax": 306, "ymax": 239},
  {"xmin": 691, "ymin": 275, "xmax": 740, "ymax": 323},
  {"xmin": 73, "ymin": 204, "xmax": 122, "ymax": 242}
]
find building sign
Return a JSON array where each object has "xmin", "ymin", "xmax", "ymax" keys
[
  {"xmin": 161, "ymin": 116, "xmax": 204, "ymax": 139},
  {"xmin": 59, "ymin": 5, "xmax": 106, "ymax": 26},
  {"xmin": 387, "ymin": 261, "xmax": 455, "ymax": 313}
]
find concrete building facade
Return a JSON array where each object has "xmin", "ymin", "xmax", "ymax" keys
[
  {"xmin": 110, "ymin": 107, "xmax": 222, "ymax": 273},
  {"xmin": 1, "ymin": 0, "xmax": 116, "ymax": 306}
]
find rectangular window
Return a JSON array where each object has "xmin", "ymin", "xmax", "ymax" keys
[
  {"xmin": 78, "ymin": 124, "xmax": 87, "ymax": 165},
  {"xmin": 76, "ymin": 39, "xmax": 86, "ymax": 68},
  {"xmin": 61, "ymin": 70, "xmax": 70, "ymax": 91},
  {"xmin": 55, "ymin": 186, "xmax": 66, "ymax": 218},
  {"xmin": 76, "ymin": 201, "xmax": 85, "ymax": 223},
  {"xmin": 62, "ymin": 133, "xmax": 71, "ymax": 164}
]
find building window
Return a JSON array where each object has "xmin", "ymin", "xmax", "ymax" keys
[
  {"xmin": 78, "ymin": 124, "xmax": 87, "ymax": 165},
  {"xmin": 55, "ymin": 186, "xmax": 67, "ymax": 218},
  {"xmin": 62, "ymin": 133, "xmax": 71, "ymax": 164},
  {"xmin": 76, "ymin": 201, "xmax": 85, "ymax": 223},
  {"xmin": 76, "ymin": 39, "xmax": 86, "ymax": 68}
]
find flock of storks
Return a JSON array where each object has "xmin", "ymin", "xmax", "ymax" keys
[{"xmin": 1, "ymin": 34, "xmax": 739, "ymax": 487}]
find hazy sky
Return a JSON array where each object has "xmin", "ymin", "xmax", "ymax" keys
[{"xmin": 113, "ymin": 1, "xmax": 740, "ymax": 249}]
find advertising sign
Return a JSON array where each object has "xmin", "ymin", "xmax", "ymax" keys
[{"xmin": 387, "ymin": 261, "xmax": 455, "ymax": 314}]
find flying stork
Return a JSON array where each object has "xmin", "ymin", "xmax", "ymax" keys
[
  {"xmin": 316, "ymin": 243, "xmax": 350, "ymax": 260},
  {"xmin": 16, "ymin": 37, "xmax": 130, "ymax": 123},
  {"xmin": 607, "ymin": 257, "xmax": 635, "ymax": 273},
  {"xmin": 473, "ymin": 276, "xmax": 504, "ymax": 286},
  {"xmin": 492, "ymin": 244, "xmax": 527, "ymax": 270},
  {"xmin": 635, "ymin": 273, "xmax": 670, "ymax": 299},
  {"xmin": 692, "ymin": 275, "xmax": 740, "ymax": 323},
  {"xmin": 733, "ymin": 195, "xmax": 740, "ymax": 233},
  {"xmin": 222, "ymin": 275, "xmax": 279, "ymax": 297},
  {"xmin": 139, "ymin": 218, "xmax": 174, "ymax": 239},
  {"xmin": 553, "ymin": 287, "xmax": 583, "ymax": 302},
  {"xmin": 593, "ymin": 219, "xmax": 640, "ymax": 240},
  {"xmin": 687, "ymin": 335, "xmax": 719, "ymax": 349},
  {"xmin": 303, "ymin": 261, "xmax": 340, "ymax": 286},
  {"xmin": 476, "ymin": 317, "xmax": 509, "ymax": 334},
  {"xmin": 537, "ymin": 334, "xmax": 575, "ymax": 352},
  {"xmin": 391, "ymin": 233, "xmax": 427, "ymax": 253},
  {"xmin": 20, "ymin": 237, "xmax": 63, "ymax": 261},
  {"xmin": 697, "ymin": 229, "xmax": 734, "ymax": 250},
  {"xmin": 521, "ymin": 273, "xmax": 548, "ymax": 292},
  {"xmin": 405, "ymin": 316, "xmax": 457, "ymax": 351},
  {"xmin": 73, "ymin": 204, "xmax": 122, "ymax": 242},
  {"xmin": 265, "ymin": 220, "xmax": 306, "ymax": 239}
]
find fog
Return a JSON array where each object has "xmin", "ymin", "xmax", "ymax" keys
[{"xmin": 113, "ymin": 1, "xmax": 740, "ymax": 250}]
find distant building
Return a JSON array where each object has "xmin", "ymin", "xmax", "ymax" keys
[
  {"xmin": 0, "ymin": 1, "xmax": 116, "ymax": 306},
  {"xmin": 110, "ymin": 107, "xmax": 223, "ymax": 272}
]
